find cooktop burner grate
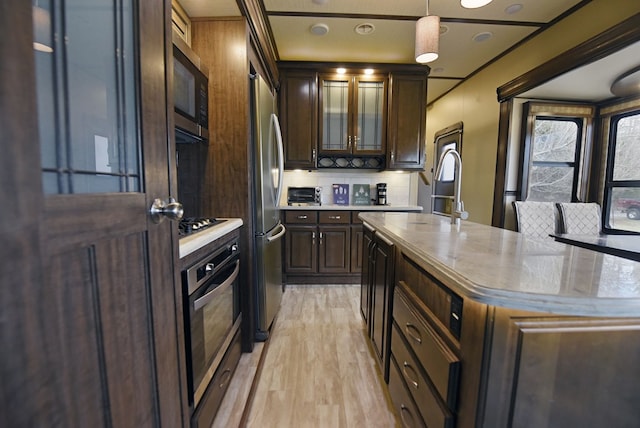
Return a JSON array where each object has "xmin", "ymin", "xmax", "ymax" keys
[{"xmin": 178, "ymin": 218, "xmax": 226, "ymax": 236}]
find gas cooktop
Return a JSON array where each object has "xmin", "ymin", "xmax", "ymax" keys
[{"xmin": 178, "ymin": 217, "xmax": 227, "ymax": 236}]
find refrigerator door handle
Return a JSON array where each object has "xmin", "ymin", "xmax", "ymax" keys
[
  {"xmin": 267, "ymin": 223, "xmax": 286, "ymax": 242},
  {"xmin": 271, "ymin": 113, "xmax": 284, "ymax": 207}
]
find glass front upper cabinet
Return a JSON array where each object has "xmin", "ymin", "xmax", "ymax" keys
[{"xmin": 319, "ymin": 74, "xmax": 387, "ymax": 155}]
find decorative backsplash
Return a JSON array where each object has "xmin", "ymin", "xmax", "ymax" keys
[{"xmin": 281, "ymin": 170, "xmax": 418, "ymax": 207}]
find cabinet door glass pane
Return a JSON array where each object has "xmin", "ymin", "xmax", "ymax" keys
[
  {"xmin": 34, "ymin": 0, "xmax": 140, "ymax": 194},
  {"xmin": 322, "ymin": 80, "xmax": 349, "ymax": 151},
  {"xmin": 356, "ymin": 81, "xmax": 384, "ymax": 152}
]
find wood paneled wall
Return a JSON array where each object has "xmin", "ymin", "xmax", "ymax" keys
[{"xmin": 191, "ymin": 19, "xmax": 257, "ymax": 351}]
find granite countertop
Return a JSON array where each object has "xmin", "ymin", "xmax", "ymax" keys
[
  {"xmin": 360, "ymin": 212, "xmax": 640, "ymax": 317},
  {"xmin": 281, "ymin": 204, "xmax": 423, "ymax": 211},
  {"xmin": 179, "ymin": 218, "xmax": 243, "ymax": 259}
]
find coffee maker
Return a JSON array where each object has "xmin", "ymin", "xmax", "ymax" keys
[{"xmin": 376, "ymin": 183, "xmax": 387, "ymax": 205}]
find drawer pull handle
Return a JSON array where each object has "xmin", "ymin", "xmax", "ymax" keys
[
  {"xmin": 405, "ymin": 323, "xmax": 422, "ymax": 344},
  {"xmin": 219, "ymin": 368, "xmax": 232, "ymax": 389},
  {"xmin": 297, "ymin": 215, "xmax": 308, "ymax": 219},
  {"xmin": 328, "ymin": 215, "xmax": 341, "ymax": 220},
  {"xmin": 402, "ymin": 361, "xmax": 419, "ymax": 389},
  {"xmin": 399, "ymin": 404, "xmax": 416, "ymax": 427}
]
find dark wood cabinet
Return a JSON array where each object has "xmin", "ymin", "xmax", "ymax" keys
[
  {"xmin": 318, "ymin": 225, "xmax": 351, "ymax": 273},
  {"xmin": 318, "ymin": 73, "xmax": 388, "ymax": 156},
  {"xmin": 279, "ymin": 70, "xmax": 318, "ymax": 170},
  {"xmin": 360, "ymin": 226, "xmax": 374, "ymax": 325},
  {"xmin": 361, "ymin": 224, "xmax": 395, "ymax": 380},
  {"xmin": 283, "ymin": 210, "xmax": 359, "ymax": 283},
  {"xmin": 278, "ymin": 62, "xmax": 428, "ymax": 171},
  {"xmin": 387, "ymin": 73, "xmax": 427, "ymax": 170}
]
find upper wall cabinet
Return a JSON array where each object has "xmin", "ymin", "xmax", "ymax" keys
[
  {"xmin": 319, "ymin": 73, "xmax": 388, "ymax": 157},
  {"xmin": 280, "ymin": 70, "xmax": 318, "ymax": 170},
  {"xmin": 278, "ymin": 62, "xmax": 429, "ymax": 171},
  {"xmin": 387, "ymin": 73, "xmax": 427, "ymax": 170}
]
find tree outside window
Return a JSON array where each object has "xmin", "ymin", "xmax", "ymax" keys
[{"xmin": 527, "ymin": 118, "xmax": 580, "ymax": 202}]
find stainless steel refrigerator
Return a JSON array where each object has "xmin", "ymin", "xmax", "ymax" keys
[{"xmin": 251, "ymin": 72, "xmax": 286, "ymax": 341}]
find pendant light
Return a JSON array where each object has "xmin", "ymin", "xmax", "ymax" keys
[
  {"xmin": 415, "ymin": 0, "xmax": 440, "ymax": 64},
  {"xmin": 461, "ymin": 0, "xmax": 493, "ymax": 8},
  {"xmin": 33, "ymin": 3, "xmax": 53, "ymax": 53}
]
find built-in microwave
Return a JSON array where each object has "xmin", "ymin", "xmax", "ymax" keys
[{"xmin": 172, "ymin": 30, "xmax": 209, "ymax": 143}]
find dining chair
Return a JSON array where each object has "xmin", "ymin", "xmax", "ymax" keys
[
  {"xmin": 512, "ymin": 201, "xmax": 559, "ymax": 240},
  {"xmin": 556, "ymin": 202, "xmax": 602, "ymax": 235}
]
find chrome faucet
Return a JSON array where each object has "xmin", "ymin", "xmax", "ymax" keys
[{"xmin": 434, "ymin": 148, "xmax": 468, "ymax": 225}]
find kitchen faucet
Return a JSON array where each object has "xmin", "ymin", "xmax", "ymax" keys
[{"xmin": 434, "ymin": 148, "xmax": 468, "ymax": 225}]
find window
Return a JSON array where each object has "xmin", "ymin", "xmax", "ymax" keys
[
  {"xmin": 519, "ymin": 103, "xmax": 593, "ymax": 203},
  {"xmin": 603, "ymin": 110, "xmax": 640, "ymax": 233}
]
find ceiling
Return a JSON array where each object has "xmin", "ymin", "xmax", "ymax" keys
[{"xmin": 178, "ymin": 0, "xmax": 639, "ymax": 104}]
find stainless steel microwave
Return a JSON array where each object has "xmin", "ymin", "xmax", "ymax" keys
[{"xmin": 172, "ymin": 31, "xmax": 209, "ymax": 143}]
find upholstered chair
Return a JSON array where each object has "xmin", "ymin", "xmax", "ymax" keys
[
  {"xmin": 512, "ymin": 201, "xmax": 559, "ymax": 240},
  {"xmin": 556, "ymin": 202, "xmax": 602, "ymax": 235}
]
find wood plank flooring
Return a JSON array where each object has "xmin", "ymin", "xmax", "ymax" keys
[{"xmin": 244, "ymin": 284, "xmax": 399, "ymax": 427}]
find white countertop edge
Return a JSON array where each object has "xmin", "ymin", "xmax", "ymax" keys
[
  {"xmin": 179, "ymin": 218, "xmax": 243, "ymax": 258},
  {"xmin": 280, "ymin": 204, "xmax": 423, "ymax": 211},
  {"xmin": 361, "ymin": 213, "xmax": 640, "ymax": 317}
]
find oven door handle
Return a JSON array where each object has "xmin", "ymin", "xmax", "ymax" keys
[{"xmin": 193, "ymin": 260, "xmax": 240, "ymax": 312}]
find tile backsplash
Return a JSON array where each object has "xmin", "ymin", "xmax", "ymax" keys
[{"xmin": 281, "ymin": 170, "xmax": 418, "ymax": 206}]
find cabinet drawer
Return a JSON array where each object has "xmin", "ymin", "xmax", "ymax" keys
[
  {"xmin": 319, "ymin": 211, "xmax": 349, "ymax": 224},
  {"xmin": 191, "ymin": 329, "xmax": 242, "ymax": 428},
  {"xmin": 389, "ymin": 355, "xmax": 426, "ymax": 428},
  {"xmin": 394, "ymin": 287, "xmax": 460, "ymax": 409},
  {"xmin": 351, "ymin": 211, "xmax": 364, "ymax": 224},
  {"xmin": 392, "ymin": 323, "xmax": 455, "ymax": 428},
  {"xmin": 285, "ymin": 210, "xmax": 317, "ymax": 224}
]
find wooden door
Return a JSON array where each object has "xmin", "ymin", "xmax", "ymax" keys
[
  {"xmin": 371, "ymin": 234, "xmax": 394, "ymax": 372},
  {"xmin": 280, "ymin": 70, "xmax": 318, "ymax": 170},
  {"xmin": 350, "ymin": 225, "xmax": 364, "ymax": 273},
  {"xmin": 1, "ymin": 2, "xmax": 186, "ymax": 427},
  {"xmin": 360, "ymin": 226, "xmax": 375, "ymax": 327},
  {"xmin": 285, "ymin": 226, "xmax": 318, "ymax": 273},
  {"xmin": 318, "ymin": 226, "xmax": 351, "ymax": 273},
  {"xmin": 387, "ymin": 73, "xmax": 427, "ymax": 170}
]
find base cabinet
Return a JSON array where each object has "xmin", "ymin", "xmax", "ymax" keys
[
  {"xmin": 382, "ymin": 248, "xmax": 640, "ymax": 428},
  {"xmin": 361, "ymin": 224, "xmax": 395, "ymax": 380},
  {"xmin": 283, "ymin": 210, "xmax": 361, "ymax": 283},
  {"xmin": 191, "ymin": 330, "xmax": 241, "ymax": 428}
]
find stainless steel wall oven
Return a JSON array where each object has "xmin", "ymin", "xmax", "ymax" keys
[{"xmin": 183, "ymin": 236, "xmax": 240, "ymax": 409}]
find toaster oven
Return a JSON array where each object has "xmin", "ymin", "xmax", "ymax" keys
[{"xmin": 287, "ymin": 187, "xmax": 322, "ymax": 205}]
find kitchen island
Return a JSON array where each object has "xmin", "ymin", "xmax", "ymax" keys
[{"xmin": 359, "ymin": 212, "xmax": 640, "ymax": 428}]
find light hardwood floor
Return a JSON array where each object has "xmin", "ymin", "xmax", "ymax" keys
[
  {"xmin": 212, "ymin": 284, "xmax": 399, "ymax": 427},
  {"xmin": 243, "ymin": 284, "xmax": 399, "ymax": 427}
]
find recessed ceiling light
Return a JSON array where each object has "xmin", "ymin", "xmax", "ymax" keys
[
  {"xmin": 310, "ymin": 23, "xmax": 329, "ymax": 36},
  {"xmin": 312, "ymin": 0, "xmax": 328, "ymax": 4},
  {"xmin": 505, "ymin": 3, "xmax": 523, "ymax": 15},
  {"xmin": 432, "ymin": 67, "xmax": 445, "ymax": 73},
  {"xmin": 336, "ymin": 68, "xmax": 346, "ymax": 75},
  {"xmin": 364, "ymin": 68, "xmax": 374, "ymax": 75},
  {"xmin": 354, "ymin": 23, "xmax": 375, "ymax": 35},
  {"xmin": 472, "ymin": 31, "xmax": 493, "ymax": 43}
]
